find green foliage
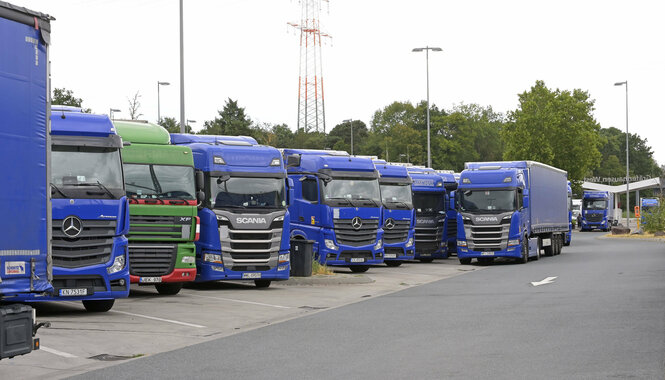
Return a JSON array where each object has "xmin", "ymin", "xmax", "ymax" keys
[
  {"xmin": 593, "ymin": 127, "xmax": 662, "ymax": 182},
  {"xmin": 327, "ymin": 120, "xmax": 368, "ymax": 153},
  {"xmin": 158, "ymin": 117, "xmax": 192, "ymax": 134},
  {"xmin": 503, "ymin": 80, "xmax": 602, "ymax": 183},
  {"xmin": 642, "ymin": 200, "xmax": 665, "ymax": 233},
  {"xmin": 198, "ymin": 98, "xmax": 254, "ymax": 137},
  {"xmin": 52, "ymin": 88, "xmax": 91, "ymax": 112}
]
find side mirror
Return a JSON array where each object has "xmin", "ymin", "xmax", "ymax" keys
[
  {"xmin": 196, "ymin": 190, "xmax": 205, "ymax": 203},
  {"xmin": 287, "ymin": 178, "xmax": 295, "ymax": 206},
  {"xmin": 195, "ymin": 170, "xmax": 205, "ymax": 191},
  {"xmin": 444, "ymin": 182, "xmax": 458, "ymax": 191}
]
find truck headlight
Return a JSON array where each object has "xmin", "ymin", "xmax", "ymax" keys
[
  {"xmin": 277, "ymin": 265, "xmax": 289, "ymax": 271},
  {"xmin": 405, "ymin": 237, "xmax": 414, "ymax": 248},
  {"xmin": 216, "ymin": 215, "xmax": 229, "ymax": 221},
  {"xmin": 278, "ymin": 253, "xmax": 290, "ymax": 262},
  {"xmin": 204, "ymin": 253, "xmax": 223, "ymax": 264},
  {"xmin": 457, "ymin": 240, "xmax": 467, "ymax": 247},
  {"xmin": 324, "ymin": 239, "xmax": 338, "ymax": 250},
  {"xmin": 374, "ymin": 238, "xmax": 383, "ymax": 250},
  {"xmin": 507, "ymin": 239, "xmax": 520, "ymax": 247},
  {"xmin": 181, "ymin": 256, "xmax": 196, "ymax": 264},
  {"xmin": 107, "ymin": 255, "xmax": 126, "ymax": 274}
]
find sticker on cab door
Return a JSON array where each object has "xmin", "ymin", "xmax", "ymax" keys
[{"xmin": 5, "ymin": 261, "xmax": 26, "ymax": 275}]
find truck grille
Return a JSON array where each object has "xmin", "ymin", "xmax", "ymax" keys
[
  {"xmin": 218, "ymin": 219, "xmax": 282, "ymax": 271},
  {"xmin": 415, "ymin": 219, "xmax": 444, "ymax": 254},
  {"xmin": 585, "ymin": 213, "xmax": 603, "ymax": 223},
  {"xmin": 383, "ymin": 219, "xmax": 410, "ymax": 244},
  {"xmin": 333, "ymin": 219, "xmax": 379, "ymax": 247},
  {"xmin": 465, "ymin": 219, "xmax": 511, "ymax": 251},
  {"xmin": 129, "ymin": 215, "xmax": 190, "ymax": 240},
  {"xmin": 128, "ymin": 243, "xmax": 177, "ymax": 277},
  {"xmin": 52, "ymin": 219, "xmax": 116, "ymax": 269}
]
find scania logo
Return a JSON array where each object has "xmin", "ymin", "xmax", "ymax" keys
[
  {"xmin": 236, "ymin": 217, "xmax": 267, "ymax": 224},
  {"xmin": 351, "ymin": 217, "xmax": 363, "ymax": 230},
  {"xmin": 384, "ymin": 218, "xmax": 395, "ymax": 230},
  {"xmin": 62, "ymin": 216, "xmax": 82, "ymax": 238},
  {"xmin": 476, "ymin": 216, "xmax": 498, "ymax": 222}
]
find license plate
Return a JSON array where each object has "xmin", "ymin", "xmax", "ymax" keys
[
  {"xmin": 350, "ymin": 257, "xmax": 365, "ymax": 263},
  {"xmin": 384, "ymin": 253, "xmax": 397, "ymax": 259},
  {"xmin": 481, "ymin": 251, "xmax": 494, "ymax": 256},
  {"xmin": 59, "ymin": 288, "xmax": 87, "ymax": 296},
  {"xmin": 242, "ymin": 272, "xmax": 261, "ymax": 279},
  {"xmin": 140, "ymin": 277, "xmax": 162, "ymax": 283}
]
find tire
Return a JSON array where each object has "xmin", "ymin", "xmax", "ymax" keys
[
  {"xmin": 155, "ymin": 283, "xmax": 183, "ymax": 295},
  {"xmin": 385, "ymin": 261, "xmax": 402, "ymax": 267},
  {"xmin": 82, "ymin": 299, "xmax": 115, "ymax": 313},
  {"xmin": 459, "ymin": 258, "xmax": 472, "ymax": 265},
  {"xmin": 254, "ymin": 280, "xmax": 272, "ymax": 288},
  {"xmin": 518, "ymin": 239, "xmax": 528, "ymax": 264},
  {"xmin": 543, "ymin": 234, "xmax": 554, "ymax": 257},
  {"xmin": 349, "ymin": 266, "xmax": 369, "ymax": 273},
  {"xmin": 418, "ymin": 258, "xmax": 434, "ymax": 263}
]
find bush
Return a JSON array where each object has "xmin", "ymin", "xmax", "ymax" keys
[{"xmin": 642, "ymin": 199, "xmax": 665, "ymax": 233}]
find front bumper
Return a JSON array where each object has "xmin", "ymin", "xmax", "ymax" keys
[
  {"xmin": 457, "ymin": 245, "xmax": 521, "ymax": 259},
  {"xmin": 195, "ymin": 249, "xmax": 290, "ymax": 282},
  {"xmin": 130, "ymin": 268, "xmax": 197, "ymax": 284}
]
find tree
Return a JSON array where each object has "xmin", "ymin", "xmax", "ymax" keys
[
  {"xmin": 327, "ymin": 120, "xmax": 368, "ymax": 153},
  {"xmin": 52, "ymin": 88, "xmax": 90, "ymax": 112},
  {"xmin": 199, "ymin": 98, "xmax": 253, "ymax": 136},
  {"xmin": 158, "ymin": 117, "xmax": 191, "ymax": 134},
  {"xmin": 503, "ymin": 80, "xmax": 602, "ymax": 188},
  {"xmin": 127, "ymin": 91, "xmax": 143, "ymax": 120}
]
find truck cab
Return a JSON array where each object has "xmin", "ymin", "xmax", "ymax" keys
[
  {"xmin": 283, "ymin": 149, "xmax": 384, "ymax": 273},
  {"xmin": 581, "ymin": 191, "xmax": 612, "ymax": 231},
  {"xmin": 374, "ymin": 160, "xmax": 415, "ymax": 267},
  {"xmin": 171, "ymin": 134, "xmax": 290, "ymax": 288},
  {"xmin": 406, "ymin": 167, "xmax": 447, "ymax": 262},
  {"xmin": 16, "ymin": 106, "xmax": 130, "ymax": 312},
  {"xmin": 114, "ymin": 121, "xmax": 199, "ymax": 295}
]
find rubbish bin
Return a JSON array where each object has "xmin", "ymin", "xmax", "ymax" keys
[{"xmin": 290, "ymin": 239, "xmax": 314, "ymax": 277}]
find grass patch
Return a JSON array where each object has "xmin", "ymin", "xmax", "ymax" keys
[
  {"xmin": 312, "ymin": 261, "xmax": 334, "ymax": 275},
  {"xmin": 605, "ymin": 233, "xmax": 665, "ymax": 240}
]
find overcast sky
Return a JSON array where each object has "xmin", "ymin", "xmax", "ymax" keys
[{"xmin": 15, "ymin": 0, "xmax": 665, "ymax": 166}]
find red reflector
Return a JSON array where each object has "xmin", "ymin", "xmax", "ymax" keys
[{"xmin": 194, "ymin": 216, "xmax": 200, "ymax": 241}]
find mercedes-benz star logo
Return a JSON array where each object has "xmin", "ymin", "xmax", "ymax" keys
[
  {"xmin": 385, "ymin": 218, "xmax": 395, "ymax": 230},
  {"xmin": 62, "ymin": 216, "xmax": 83, "ymax": 238},
  {"xmin": 351, "ymin": 217, "xmax": 363, "ymax": 230}
]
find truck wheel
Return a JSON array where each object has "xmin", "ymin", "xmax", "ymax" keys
[
  {"xmin": 155, "ymin": 283, "xmax": 183, "ymax": 295},
  {"xmin": 349, "ymin": 266, "xmax": 369, "ymax": 273},
  {"xmin": 459, "ymin": 258, "xmax": 472, "ymax": 265},
  {"xmin": 82, "ymin": 299, "xmax": 115, "ymax": 313},
  {"xmin": 418, "ymin": 258, "xmax": 434, "ymax": 263},
  {"xmin": 385, "ymin": 261, "xmax": 402, "ymax": 267},
  {"xmin": 543, "ymin": 234, "xmax": 554, "ymax": 257},
  {"xmin": 518, "ymin": 240, "xmax": 529, "ymax": 264},
  {"xmin": 556, "ymin": 235, "xmax": 563, "ymax": 255},
  {"xmin": 254, "ymin": 280, "xmax": 272, "ymax": 288}
]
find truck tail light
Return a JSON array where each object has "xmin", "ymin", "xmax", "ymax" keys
[{"xmin": 194, "ymin": 216, "xmax": 200, "ymax": 241}]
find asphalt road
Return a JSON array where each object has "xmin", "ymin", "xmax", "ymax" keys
[{"xmin": 73, "ymin": 232, "xmax": 665, "ymax": 379}]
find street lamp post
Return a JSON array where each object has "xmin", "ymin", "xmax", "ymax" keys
[
  {"xmin": 342, "ymin": 119, "xmax": 353, "ymax": 155},
  {"xmin": 186, "ymin": 119, "xmax": 196, "ymax": 132},
  {"xmin": 412, "ymin": 46, "xmax": 442, "ymax": 169},
  {"xmin": 109, "ymin": 108, "xmax": 121, "ymax": 120},
  {"xmin": 157, "ymin": 81, "xmax": 170, "ymax": 124},
  {"xmin": 614, "ymin": 80, "xmax": 629, "ymax": 227}
]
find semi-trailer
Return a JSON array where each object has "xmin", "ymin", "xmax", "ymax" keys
[
  {"xmin": 0, "ymin": 1, "xmax": 54, "ymax": 357},
  {"xmin": 283, "ymin": 149, "xmax": 384, "ymax": 272},
  {"xmin": 171, "ymin": 134, "xmax": 291, "ymax": 287},
  {"xmin": 374, "ymin": 160, "xmax": 415, "ymax": 267},
  {"xmin": 115, "ymin": 121, "xmax": 199, "ymax": 295},
  {"xmin": 456, "ymin": 161, "xmax": 569, "ymax": 264}
]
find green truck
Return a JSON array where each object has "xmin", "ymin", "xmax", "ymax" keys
[{"xmin": 114, "ymin": 121, "xmax": 199, "ymax": 295}]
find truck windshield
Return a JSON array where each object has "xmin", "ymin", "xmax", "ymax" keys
[
  {"xmin": 322, "ymin": 178, "xmax": 381, "ymax": 206},
  {"xmin": 124, "ymin": 164, "xmax": 195, "ymax": 200},
  {"xmin": 212, "ymin": 176, "xmax": 286, "ymax": 209},
  {"xmin": 459, "ymin": 189, "xmax": 516, "ymax": 213},
  {"xmin": 583, "ymin": 199, "xmax": 607, "ymax": 210},
  {"xmin": 51, "ymin": 145, "xmax": 124, "ymax": 199},
  {"xmin": 380, "ymin": 183, "xmax": 413, "ymax": 208},
  {"xmin": 413, "ymin": 193, "xmax": 445, "ymax": 215}
]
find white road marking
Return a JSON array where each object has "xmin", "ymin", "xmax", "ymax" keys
[
  {"xmin": 110, "ymin": 310, "xmax": 206, "ymax": 328},
  {"xmin": 186, "ymin": 293, "xmax": 292, "ymax": 309},
  {"xmin": 41, "ymin": 346, "xmax": 78, "ymax": 358},
  {"xmin": 531, "ymin": 276, "xmax": 558, "ymax": 287}
]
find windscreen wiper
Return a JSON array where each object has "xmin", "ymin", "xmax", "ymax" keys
[
  {"xmin": 50, "ymin": 183, "xmax": 70, "ymax": 198},
  {"xmin": 326, "ymin": 197, "xmax": 354, "ymax": 207},
  {"xmin": 127, "ymin": 182, "xmax": 157, "ymax": 192},
  {"xmin": 386, "ymin": 200, "xmax": 409, "ymax": 209},
  {"xmin": 70, "ymin": 182, "xmax": 115, "ymax": 198},
  {"xmin": 357, "ymin": 198, "xmax": 380, "ymax": 207}
]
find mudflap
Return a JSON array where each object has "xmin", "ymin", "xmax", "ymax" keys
[{"xmin": 528, "ymin": 237, "xmax": 539, "ymax": 257}]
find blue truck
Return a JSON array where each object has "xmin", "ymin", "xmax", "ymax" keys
[
  {"xmin": 0, "ymin": 1, "xmax": 53, "ymax": 357},
  {"xmin": 580, "ymin": 191, "xmax": 614, "ymax": 232},
  {"xmin": 171, "ymin": 134, "xmax": 290, "ymax": 287},
  {"xmin": 15, "ymin": 106, "xmax": 130, "ymax": 312},
  {"xmin": 456, "ymin": 161, "xmax": 569, "ymax": 264},
  {"xmin": 406, "ymin": 167, "xmax": 447, "ymax": 262},
  {"xmin": 436, "ymin": 170, "xmax": 459, "ymax": 255},
  {"xmin": 374, "ymin": 161, "xmax": 415, "ymax": 267},
  {"xmin": 282, "ymin": 149, "xmax": 384, "ymax": 273}
]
